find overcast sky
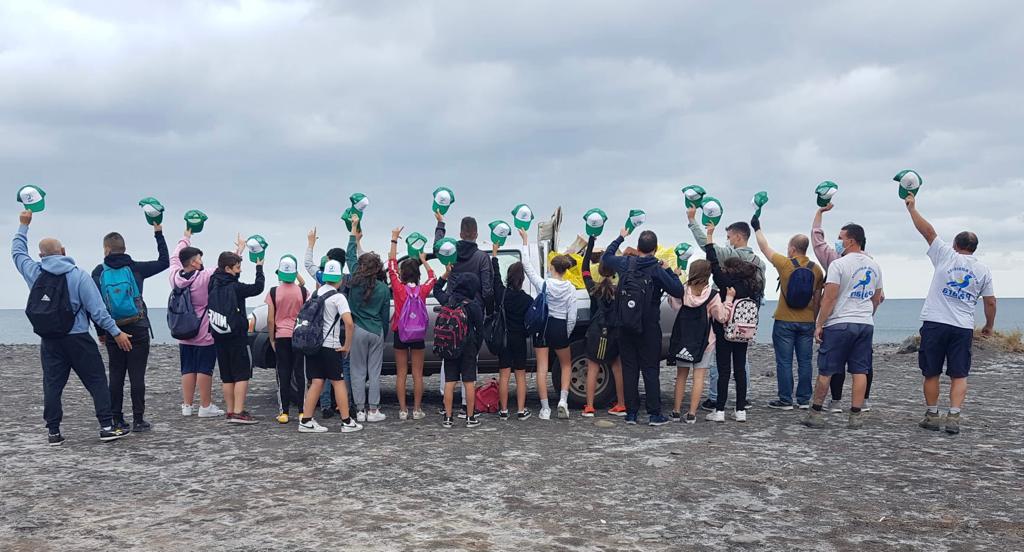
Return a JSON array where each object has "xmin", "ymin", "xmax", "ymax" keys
[{"xmin": 2, "ymin": 0, "xmax": 1022, "ymax": 308}]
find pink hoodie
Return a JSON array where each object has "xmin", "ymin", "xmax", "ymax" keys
[
  {"xmin": 170, "ymin": 237, "xmax": 217, "ymax": 346},
  {"xmin": 671, "ymin": 284, "xmax": 733, "ymax": 352}
]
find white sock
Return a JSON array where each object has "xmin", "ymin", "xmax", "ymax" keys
[
  {"xmin": 927, "ymin": 405, "xmax": 939, "ymax": 414},
  {"xmin": 949, "ymin": 407, "xmax": 961, "ymax": 415},
  {"xmin": 541, "ymin": 399, "xmax": 550, "ymax": 410},
  {"xmin": 559, "ymin": 390, "xmax": 568, "ymax": 404}
]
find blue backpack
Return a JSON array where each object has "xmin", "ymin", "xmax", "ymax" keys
[
  {"xmin": 100, "ymin": 264, "xmax": 144, "ymax": 326},
  {"xmin": 783, "ymin": 259, "xmax": 816, "ymax": 310},
  {"xmin": 524, "ymin": 282, "xmax": 549, "ymax": 335}
]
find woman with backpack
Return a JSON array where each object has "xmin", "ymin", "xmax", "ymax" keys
[
  {"xmin": 388, "ymin": 227, "xmax": 436, "ymax": 421},
  {"xmin": 705, "ymin": 224, "xmax": 764, "ymax": 423},
  {"xmin": 347, "ymin": 250, "xmax": 391, "ymax": 424},
  {"xmin": 490, "ymin": 245, "xmax": 534, "ymax": 420},
  {"xmin": 668, "ymin": 259, "xmax": 735, "ymax": 423},
  {"xmin": 518, "ymin": 228, "xmax": 579, "ymax": 421},
  {"xmin": 580, "ymin": 235, "xmax": 626, "ymax": 418}
]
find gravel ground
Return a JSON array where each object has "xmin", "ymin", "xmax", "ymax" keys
[{"xmin": 0, "ymin": 343, "xmax": 1021, "ymax": 551}]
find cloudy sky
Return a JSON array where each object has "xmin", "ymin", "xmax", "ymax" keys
[{"xmin": 2, "ymin": 0, "xmax": 1022, "ymax": 308}]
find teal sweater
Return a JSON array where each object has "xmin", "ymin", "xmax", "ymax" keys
[{"xmin": 348, "ymin": 280, "xmax": 390, "ymax": 337}]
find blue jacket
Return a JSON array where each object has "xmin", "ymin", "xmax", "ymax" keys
[
  {"xmin": 601, "ymin": 235, "xmax": 684, "ymax": 322},
  {"xmin": 12, "ymin": 225, "xmax": 122, "ymax": 337}
]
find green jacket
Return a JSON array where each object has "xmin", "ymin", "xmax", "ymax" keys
[{"xmin": 347, "ymin": 279, "xmax": 390, "ymax": 337}]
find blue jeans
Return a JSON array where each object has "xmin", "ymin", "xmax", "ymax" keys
[
  {"xmin": 319, "ymin": 354, "xmax": 353, "ymax": 410},
  {"xmin": 773, "ymin": 321, "xmax": 815, "ymax": 404}
]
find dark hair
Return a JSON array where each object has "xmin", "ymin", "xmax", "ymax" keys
[
  {"xmin": 550, "ymin": 254, "xmax": 576, "ymax": 275},
  {"xmin": 103, "ymin": 232, "xmax": 126, "ymax": 254},
  {"xmin": 399, "ymin": 258, "xmax": 421, "ymax": 284},
  {"xmin": 723, "ymin": 257, "xmax": 764, "ymax": 298},
  {"xmin": 593, "ymin": 261, "xmax": 616, "ymax": 301},
  {"xmin": 954, "ymin": 231, "xmax": 978, "ymax": 253},
  {"xmin": 789, "ymin": 234, "xmax": 810, "ymax": 255},
  {"xmin": 637, "ymin": 230, "xmax": 658, "ymax": 254},
  {"xmin": 506, "ymin": 262, "xmax": 525, "ymax": 291},
  {"xmin": 351, "ymin": 252, "xmax": 384, "ymax": 302},
  {"xmin": 725, "ymin": 222, "xmax": 751, "ymax": 241},
  {"xmin": 460, "ymin": 217, "xmax": 478, "ymax": 240},
  {"xmin": 326, "ymin": 247, "xmax": 346, "ymax": 265},
  {"xmin": 841, "ymin": 223, "xmax": 867, "ymax": 250},
  {"xmin": 179, "ymin": 246, "xmax": 203, "ymax": 267},
  {"xmin": 218, "ymin": 252, "xmax": 242, "ymax": 270}
]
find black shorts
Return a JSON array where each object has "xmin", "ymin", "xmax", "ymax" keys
[
  {"xmin": 215, "ymin": 338, "xmax": 252, "ymax": 384},
  {"xmin": 919, "ymin": 321, "xmax": 973, "ymax": 379},
  {"xmin": 499, "ymin": 331, "xmax": 529, "ymax": 370},
  {"xmin": 533, "ymin": 317, "xmax": 570, "ymax": 350},
  {"xmin": 306, "ymin": 347, "xmax": 345, "ymax": 381},
  {"xmin": 443, "ymin": 344, "xmax": 478, "ymax": 383},
  {"xmin": 393, "ymin": 333, "xmax": 425, "ymax": 351},
  {"xmin": 586, "ymin": 325, "xmax": 620, "ymax": 363}
]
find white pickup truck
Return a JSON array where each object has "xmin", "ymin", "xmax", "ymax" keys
[{"xmin": 250, "ymin": 208, "xmax": 678, "ymax": 407}]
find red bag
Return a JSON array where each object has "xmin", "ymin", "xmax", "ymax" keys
[{"xmin": 475, "ymin": 379, "xmax": 500, "ymax": 414}]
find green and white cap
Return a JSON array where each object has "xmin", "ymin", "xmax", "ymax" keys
[
  {"xmin": 350, "ymin": 192, "xmax": 370, "ymax": 212},
  {"xmin": 322, "ymin": 260, "xmax": 344, "ymax": 283},
  {"xmin": 751, "ymin": 191, "xmax": 769, "ymax": 217},
  {"xmin": 246, "ymin": 234, "xmax": 268, "ymax": 263},
  {"xmin": 276, "ymin": 254, "xmax": 298, "ymax": 283},
  {"xmin": 17, "ymin": 185, "xmax": 46, "ymax": 213},
  {"xmin": 342, "ymin": 207, "xmax": 360, "ymax": 232},
  {"xmin": 435, "ymin": 237, "xmax": 458, "ymax": 265},
  {"xmin": 681, "ymin": 185, "xmax": 706, "ymax": 209},
  {"xmin": 625, "ymin": 209, "xmax": 646, "ymax": 234},
  {"xmin": 675, "ymin": 242, "xmax": 694, "ymax": 269},
  {"xmin": 583, "ymin": 208, "xmax": 608, "ymax": 237},
  {"xmin": 815, "ymin": 181, "xmax": 839, "ymax": 207},
  {"xmin": 184, "ymin": 209, "xmax": 208, "ymax": 233},
  {"xmin": 511, "ymin": 203, "xmax": 534, "ymax": 231},
  {"xmin": 894, "ymin": 169, "xmax": 923, "ymax": 199},
  {"xmin": 432, "ymin": 186, "xmax": 455, "ymax": 215},
  {"xmin": 406, "ymin": 232, "xmax": 428, "ymax": 257},
  {"xmin": 700, "ymin": 196, "xmax": 724, "ymax": 226},
  {"xmin": 489, "ymin": 220, "xmax": 512, "ymax": 246},
  {"xmin": 138, "ymin": 197, "xmax": 165, "ymax": 225}
]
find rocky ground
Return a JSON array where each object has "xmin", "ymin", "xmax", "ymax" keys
[{"xmin": 0, "ymin": 343, "xmax": 1021, "ymax": 551}]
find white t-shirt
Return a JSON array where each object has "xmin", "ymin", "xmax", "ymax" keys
[
  {"xmin": 317, "ymin": 285, "xmax": 351, "ymax": 349},
  {"xmin": 920, "ymin": 238, "xmax": 994, "ymax": 329},
  {"xmin": 824, "ymin": 252, "xmax": 883, "ymax": 327}
]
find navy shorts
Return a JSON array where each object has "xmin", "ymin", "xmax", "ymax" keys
[
  {"xmin": 817, "ymin": 323, "xmax": 873, "ymax": 377},
  {"xmin": 533, "ymin": 317, "xmax": 570, "ymax": 350},
  {"xmin": 919, "ymin": 321, "xmax": 973, "ymax": 379},
  {"xmin": 180, "ymin": 344, "xmax": 216, "ymax": 376}
]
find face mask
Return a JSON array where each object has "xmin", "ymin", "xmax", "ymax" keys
[{"xmin": 834, "ymin": 239, "xmax": 846, "ymax": 256}]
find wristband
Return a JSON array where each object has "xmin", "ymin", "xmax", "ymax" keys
[{"xmin": 391, "ymin": 239, "xmax": 399, "ymax": 244}]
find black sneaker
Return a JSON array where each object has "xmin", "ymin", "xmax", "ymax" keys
[
  {"xmin": 498, "ymin": 410, "xmax": 510, "ymax": 420},
  {"xmin": 48, "ymin": 433, "xmax": 65, "ymax": 446},
  {"xmin": 684, "ymin": 413, "xmax": 697, "ymax": 424},
  {"xmin": 132, "ymin": 419, "xmax": 152, "ymax": 433},
  {"xmin": 321, "ymin": 407, "xmax": 336, "ymax": 419},
  {"xmin": 700, "ymin": 399, "xmax": 715, "ymax": 412},
  {"xmin": 670, "ymin": 411, "xmax": 682, "ymax": 422},
  {"xmin": 113, "ymin": 415, "xmax": 129, "ymax": 432},
  {"xmin": 767, "ymin": 400, "xmax": 795, "ymax": 411},
  {"xmin": 516, "ymin": 409, "xmax": 532, "ymax": 421},
  {"xmin": 99, "ymin": 426, "xmax": 130, "ymax": 442},
  {"xmin": 457, "ymin": 407, "xmax": 468, "ymax": 420},
  {"xmin": 442, "ymin": 416, "xmax": 454, "ymax": 428},
  {"xmin": 438, "ymin": 407, "xmax": 447, "ymax": 416},
  {"xmin": 466, "ymin": 415, "xmax": 481, "ymax": 428}
]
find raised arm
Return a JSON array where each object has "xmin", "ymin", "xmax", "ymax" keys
[
  {"xmin": 518, "ymin": 228, "xmax": 545, "ymax": 290},
  {"xmin": 305, "ymin": 227, "xmax": 319, "ymax": 279},
  {"xmin": 346, "ymin": 234, "xmax": 359, "ymax": 275},
  {"xmin": 751, "ymin": 214, "xmax": 777, "ymax": 259},
  {"xmin": 490, "ymin": 252, "xmax": 505, "ymax": 301},
  {"xmin": 811, "ymin": 204, "xmax": 839, "ymax": 269},
  {"xmin": 12, "ymin": 213, "xmax": 41, "ymax": 286},
  {"xmin": 903, "ymin": 194, "xmax": 937, "ymax": 245},
  {"xmin": 581, "ymin": 235, "xmax": 596, "ymax": 292},
  {"xmin": 686, "ymin": 207, "xmax": 709, "ymax": 248},
  {"xmin": 433, "ymin": 265, "xmax": 452, "ymax": 304},
  {"xmin": 238, "ymin": 264, "xmax": 266, "ymax": 298},
  {"xmin": 434, "ymin": 210, "xmax": 446, "ymax": 242},
  {"xmin": 600, "ymin": 233, "xmax": 628, "ymax": 273},
  {"xmin": 135, "ymin": 226, "xmax": 170, "ymax": 278}
]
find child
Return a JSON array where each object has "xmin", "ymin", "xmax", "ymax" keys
[
  {"xmin": 347, "ymin": 243, "xmax": 391, "ymax": 423},
  {"xmin": 388, "ymin": 226, "xmax": 436, "ymax": 421},
  {"xmin": 298, "ymin": 260, "xmax": 362, "ymax": 433},
  {"xmin": 266, "ymin": 255, "xmax": 308, "ymax": 424},
  {"xmin": 518, "ymin": 228, "xmax": 579, "ymax": 420},
  {"xmin": 670, "ymin": 259, "xmax": 734, "ymax": 423},
  {"xmin": 491, "ymin": 244, "xmax": 534, "ymax": 420},
  {"xmin": 207, "ymin": 244, "xmax": 265, "ymax": 424},
  {"xmin": 434, "ymin": 271, "xmax": 484, "ymax": 428},
  {"xmin": 580, "ymin": 235, "xmax": 626, "ymax": 417}
]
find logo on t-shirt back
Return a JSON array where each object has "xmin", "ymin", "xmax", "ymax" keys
[
  {"xmin": 942, "ymin": 267, "xmax": 977, "ymax": 305},
  {"xmin": 849, "ymin": 267, "xmax": 876, "ymax": 300}
]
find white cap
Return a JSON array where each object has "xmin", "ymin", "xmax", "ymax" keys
[{"xmin": 323, "ymin": 260, "xmax": 344, "ymax": 283}]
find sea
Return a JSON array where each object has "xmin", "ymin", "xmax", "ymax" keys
[{"xmin": 0, "ymin": 298, "xmax": 1021, "ymax": 346}]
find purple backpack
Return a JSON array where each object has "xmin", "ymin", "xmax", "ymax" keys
[{"xmin": 398, "ymin": 286, "xmax": 428, "ymax": 343}]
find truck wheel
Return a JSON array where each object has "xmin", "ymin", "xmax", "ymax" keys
[{"xmin": 550, "ymin": 341, "xmax": 615, "ymax": 409}]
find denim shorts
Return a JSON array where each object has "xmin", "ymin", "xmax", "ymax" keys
[{"xmin": 817, "ymin": 323, "xmax": 873, "ymax": 377}]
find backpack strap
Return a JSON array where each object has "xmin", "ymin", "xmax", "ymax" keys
[
  {"xmin": 791, "ymin": 257, "xmax": 800, "ymax": 269},
  {"xmin": 269, "ymin": 286, "xmax": 277, "ymax": 309},
  {"xmin": 300, "ymin": 285, "xmax": 309, "ymax": 303}
]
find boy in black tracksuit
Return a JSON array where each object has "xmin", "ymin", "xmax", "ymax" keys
[
  {"xmin": 434, "ymin": 271, "xmax": 484, "ymax": 428},
  {"xmin": 490, "ymin": 249, "xmax": 533, "ymax": 419},
  {"xmin": 91, "ymin": 225, "xmax": 169, "ymax": 432}
]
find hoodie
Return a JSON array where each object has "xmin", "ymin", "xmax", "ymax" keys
[
  {"xmin": 91, "ymin": 230, "xmax": 169, "ymax": 336},
  {"xmin": 522, "ymin": 247, "xmax": 578, "ymax": 335},
  {"xmin": 602, "ymin": 235, "xmax": 685, "ymax": 325},
  {"xmin": 170, "ymin": 237, "xmax": 217, "ymax": 346},
  {"xmin": 12, "ymin": 224, "xmax": 121, "ymax": 337},
  {"xmin": 434, "ymin": 221, "xmax": 493, "ymax": 305},
  {"xmin": 207, "ymin": 266, "xmax": 265, "ymax": 341}
]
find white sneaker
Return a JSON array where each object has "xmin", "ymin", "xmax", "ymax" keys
[
  {"xmin": 705, "ymin": 410, "xmax": 725, "ymax": 423},
  {"xmin": 556, "ymin": 402, "xmax": 570, "ymax": 419},
  {"xmin": 181, "ymin": 404, "xmax": 194, "ymax": 417},
  {"xmin": 539, "ymin": 407, "xmax": 552, "ymax": 420},
  {"xmin": 861, "ymin": 400, "xmax": 872, "ymax": 412},
  {"xmin": 367, "ymin": 410, "xmax": 386, "ymax": 423},
  {"xmin": 356, "ymin": 410, "xmax": 367, "ymax": 423},
  {"xmin": 826, "ymin": 399, "xmax": 843, "ymax": 413},
  {"xmin": 198, "ymin": 404, "xmax": 225, "ymax": 418},
  {"xmin": 412, "ymin": 409, "xmax": 426, "ymax": 420},
  {"xmin": 399, "ymin": 410, "xmax": 409, "ymax": 421},
  {"xmin": 298, "ymin": 419, "xmax": 328, "ymax": 433},
  {"xmin": 341, "ymin": 419, "xmax": 364, "ymax": 433},
  {"xmin": 732, "ymin": 409, "xmax": 748, "ymax": 422}
]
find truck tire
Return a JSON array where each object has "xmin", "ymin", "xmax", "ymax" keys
[
  {"xmin": 249, "ymin": 332, "xmax": 276, "ymax": 369},
  {"xmin": 550, "ymin": 340, "xmax": 616, "ymax": 409}
]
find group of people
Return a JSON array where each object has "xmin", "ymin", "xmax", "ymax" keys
[{"xmin": 12, "ymin": 187, "xmax": 997, "ymax": 445}]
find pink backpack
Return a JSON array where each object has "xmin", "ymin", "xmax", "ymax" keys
[
  {"xmin": 398, "ymin": 286, "xmax": 428, "ymax": 343},
  {"xmin": 475, "ymin": 379, "xmax": 500, "ymax": 414}
]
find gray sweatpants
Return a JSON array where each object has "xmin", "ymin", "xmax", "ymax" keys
[{"xmin": 350, "ymin": 326, "xmax": 384, "ymax": 410}]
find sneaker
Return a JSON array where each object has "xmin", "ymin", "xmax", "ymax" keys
[
  {"xmin": 700, "ymin": 398, "xmax": 716, "ymax": 412},
  {"xmin": 731, "ymin": 409, "xmax": 747, "ymax": 423},
  {"xmin": 132, "ymin": 419, "xmax": 152, "ymax": 433},
  {"xmin": 648, "ymin": 414, "xmax": 669, "ymax": 426},
  {"xmin": 398, "ymin": 410, "xmax": 409, "ymax": 421},
  {"xmin": 48, "ymin": 433, "xmax": 65, "ymax": 446},
  {"xmin": 684, "ymin": 413, "xmax": 697, "ymax": 424},
  {"xmin": 99, "ymin": 426, "xmax": 130, "ymax": 442},
  {"xmin": 465, "ymin": 415, "xmax": 481, "ymax": 428},
  {"xmin": 798, "ymin": 403, "xmax": 811, "ymax": 410},
  {"xmin": 607, "ymin": 403, "xmax": 627, "ymax": 417},
  {"xmin": 181, "ymin": 404, "xmax": 194, "ymax": 416},
  {"xmin": 861, "ymin": 400, "xmax": 873, "ymax": 412},
  {"xmin": 705, "ymin": 410, "xmax": 725, "ymax": 423},
  {"xmin": 669, "ymin": 411, "xmax": 681, "ymax": 422},
  {"xmin": 826, "ymin": 398, "xmax": 843, "ymax": 413},
  {"xmin": 438, "ymin": 407, "xmax": 447, "ymax": 416},
  {"xmin": 625, "ymin": 413, "xmax": 638, "ymax": 425},
  {"xmin": 943, "ymin": 412, "xmax": 961, "ymax": 435},
  {"xmin": 556, "ymin": 402, "xmax": 570, "ymax": 419},
  {"xmin": 198, "ymin": 404, "xmax": 225, "ymax": 418},
  {"xmin": 276, "ymin": 413, "xmax": 290, "ymax": 424},
  {"xmin": 919, "ymin": 410, "xmax": 942, "ymax": 431},
  {"xmin": 321, "ymin": 407, "xmax": 336, "ymax": 419},
  {"xmin": 801, "ymin": 409, "xmax": 826, "ymax": 429},
  {"xmin": 767, "ymin": 400, "xmax": 794, "ymax": 411},
  {"xmin": 229, "ymin": 411, "xmax": 258, "ymax": 425},
  {"xmin": 498, "ymin": 410, "xmax": 510, "ymax": 420},
  {"xmin": 366, "ymin": 410, "xmax": 386, "ymax": 423},
  {"xmin": 442, "ymin": 416, "xmax": 454, "ymax": 428},
  {"xmin": 847, "ymin": 410, "xmax": 864, "ymax": 430},
  {"xmin": 298, "ymin": 418, "xmax": 328, "ymax": 433},
  {"xmin": 356, "ymin": 410, "xmax": 367, "ymax": 423},
  {"xmin": 113, "ymin": 416, "xmax": 129, "ymax": 433},
  {"xmin": 457, "ymin": 406, "xmax": 468, "ymax": 420},
  {"xmin": 517, "ymin": 409, "xmax": 532, "ymax": 421},
  {"xmin": 225, "ymin": 413, "xmax": 235, "ymax": 422},
  {"xmin": 412, "ymin": 409, "xmax": 426, "ymax": 420},
  {"xmin": 582, "ymin": 406, "xmax": 596, "ymax": 418},
  {"xmin": 341, "ymin": 418, "xmax": 364, "ymax": 433},
  {"xmin": 539, "ymin": 407, "xmax": 552, "ymax": 420}
]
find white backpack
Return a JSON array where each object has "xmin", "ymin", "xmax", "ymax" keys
[{"xmin": 724, "ymin": 297, "xmax": 759, "ymax": 343}]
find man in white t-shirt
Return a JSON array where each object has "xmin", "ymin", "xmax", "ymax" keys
[
  {"xmin": 803, "ymin": 223, "xmax": 884, "ymax": 430},
  {"xmin": 904, "ymin": 194, "xmax": 996, "ymax": 435}
]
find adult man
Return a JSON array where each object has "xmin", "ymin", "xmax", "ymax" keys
[
  {"xmin": 602, "ymin": 227, "xmax": 684, "ymax": 426},
  {"xmin": 13, "ymin": 210, "xmax": 132, "ymax": 445},
  {"xmin": 91, "ymin": 224, "xmax": 169, "ymax": 432},
  {"xmin": 752, "ymin": 214, "xmax": 824, "ymax": 410},
  {"xmin": 802, "ymin": 224, "xmax": 883, "ymax": 430},
  {"xmin": 688, "ymin": 207, "xmax": 766, "ymax": 410},
  {"xmin": 904, "ymin": 194, "xmax": 995, "ymax": 435}
]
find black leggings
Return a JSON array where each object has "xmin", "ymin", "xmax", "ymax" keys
[
  {"xmin": 275, "ymin": 338, "xmax": 305, "ymax": 413},
  {"xmin": 106, "ymin": 334, "xmax": 151, "ymax": 420},
  {"xmin": 715, "ymin": 339, "xmax": 748, "ymax": 411},
  {"xmin": 830, "ymin": 370, "xmax": 874, "ymax": 401}
]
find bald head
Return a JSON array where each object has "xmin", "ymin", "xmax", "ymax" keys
[
  {"xmin": 788, "ymin": 234, "xmax": 810, "ymax": 256},
  {"xmin": 38, "ymin": 238, "xmax": 64, "ymax": 257}
]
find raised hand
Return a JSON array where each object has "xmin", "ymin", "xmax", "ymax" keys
[
  {"xmin": 686, "ymin": 206, "xmax": 697, "ymax": 222},
  {"xmin": 391, "ymin": 226, "xmax": 404, "ymax": 240},
  {"xmin": 519, "ymin": 228, "xmax": 529, "ymax": 245},
  {"xmin": 308, "ymin": 227, "xmax": 318, "ymax": 248},
  {"xmin": 19, "ymin": 210, "xmax": 32, "ymax": 226}
]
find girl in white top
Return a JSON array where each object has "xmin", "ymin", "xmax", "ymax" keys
[{"xmin": 519, "ymin": 228, "xmax": 579, "ymax": 420}]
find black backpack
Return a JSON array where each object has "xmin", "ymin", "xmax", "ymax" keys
[
  {"xmin": 167, "ymin": 282, "xmax": 203, "ymax": 340},
  {"xmin": 483, "ymin": 292, "xmax": 508, "ymax": 356},
  {"xmin": 26, "ymin": 270, "xmax": 79, "ymax": 338},
  {"xmin": 206, "ymin": 280, "xmax": 245, "ymax": 341},
  {"xmin": 293, "ymin": 289, "xmax": 340, "ymax": 355},
  {"xmin": 783, "ymin": 259, "xmax": 816, "ymax": 310},
  {"xmin": 668, "ymin": 293, "xmax": 714, "ymax": 364},
  {"xmin": 613, "ymin": 257, "xmax": 654, "ymax": 335}
]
